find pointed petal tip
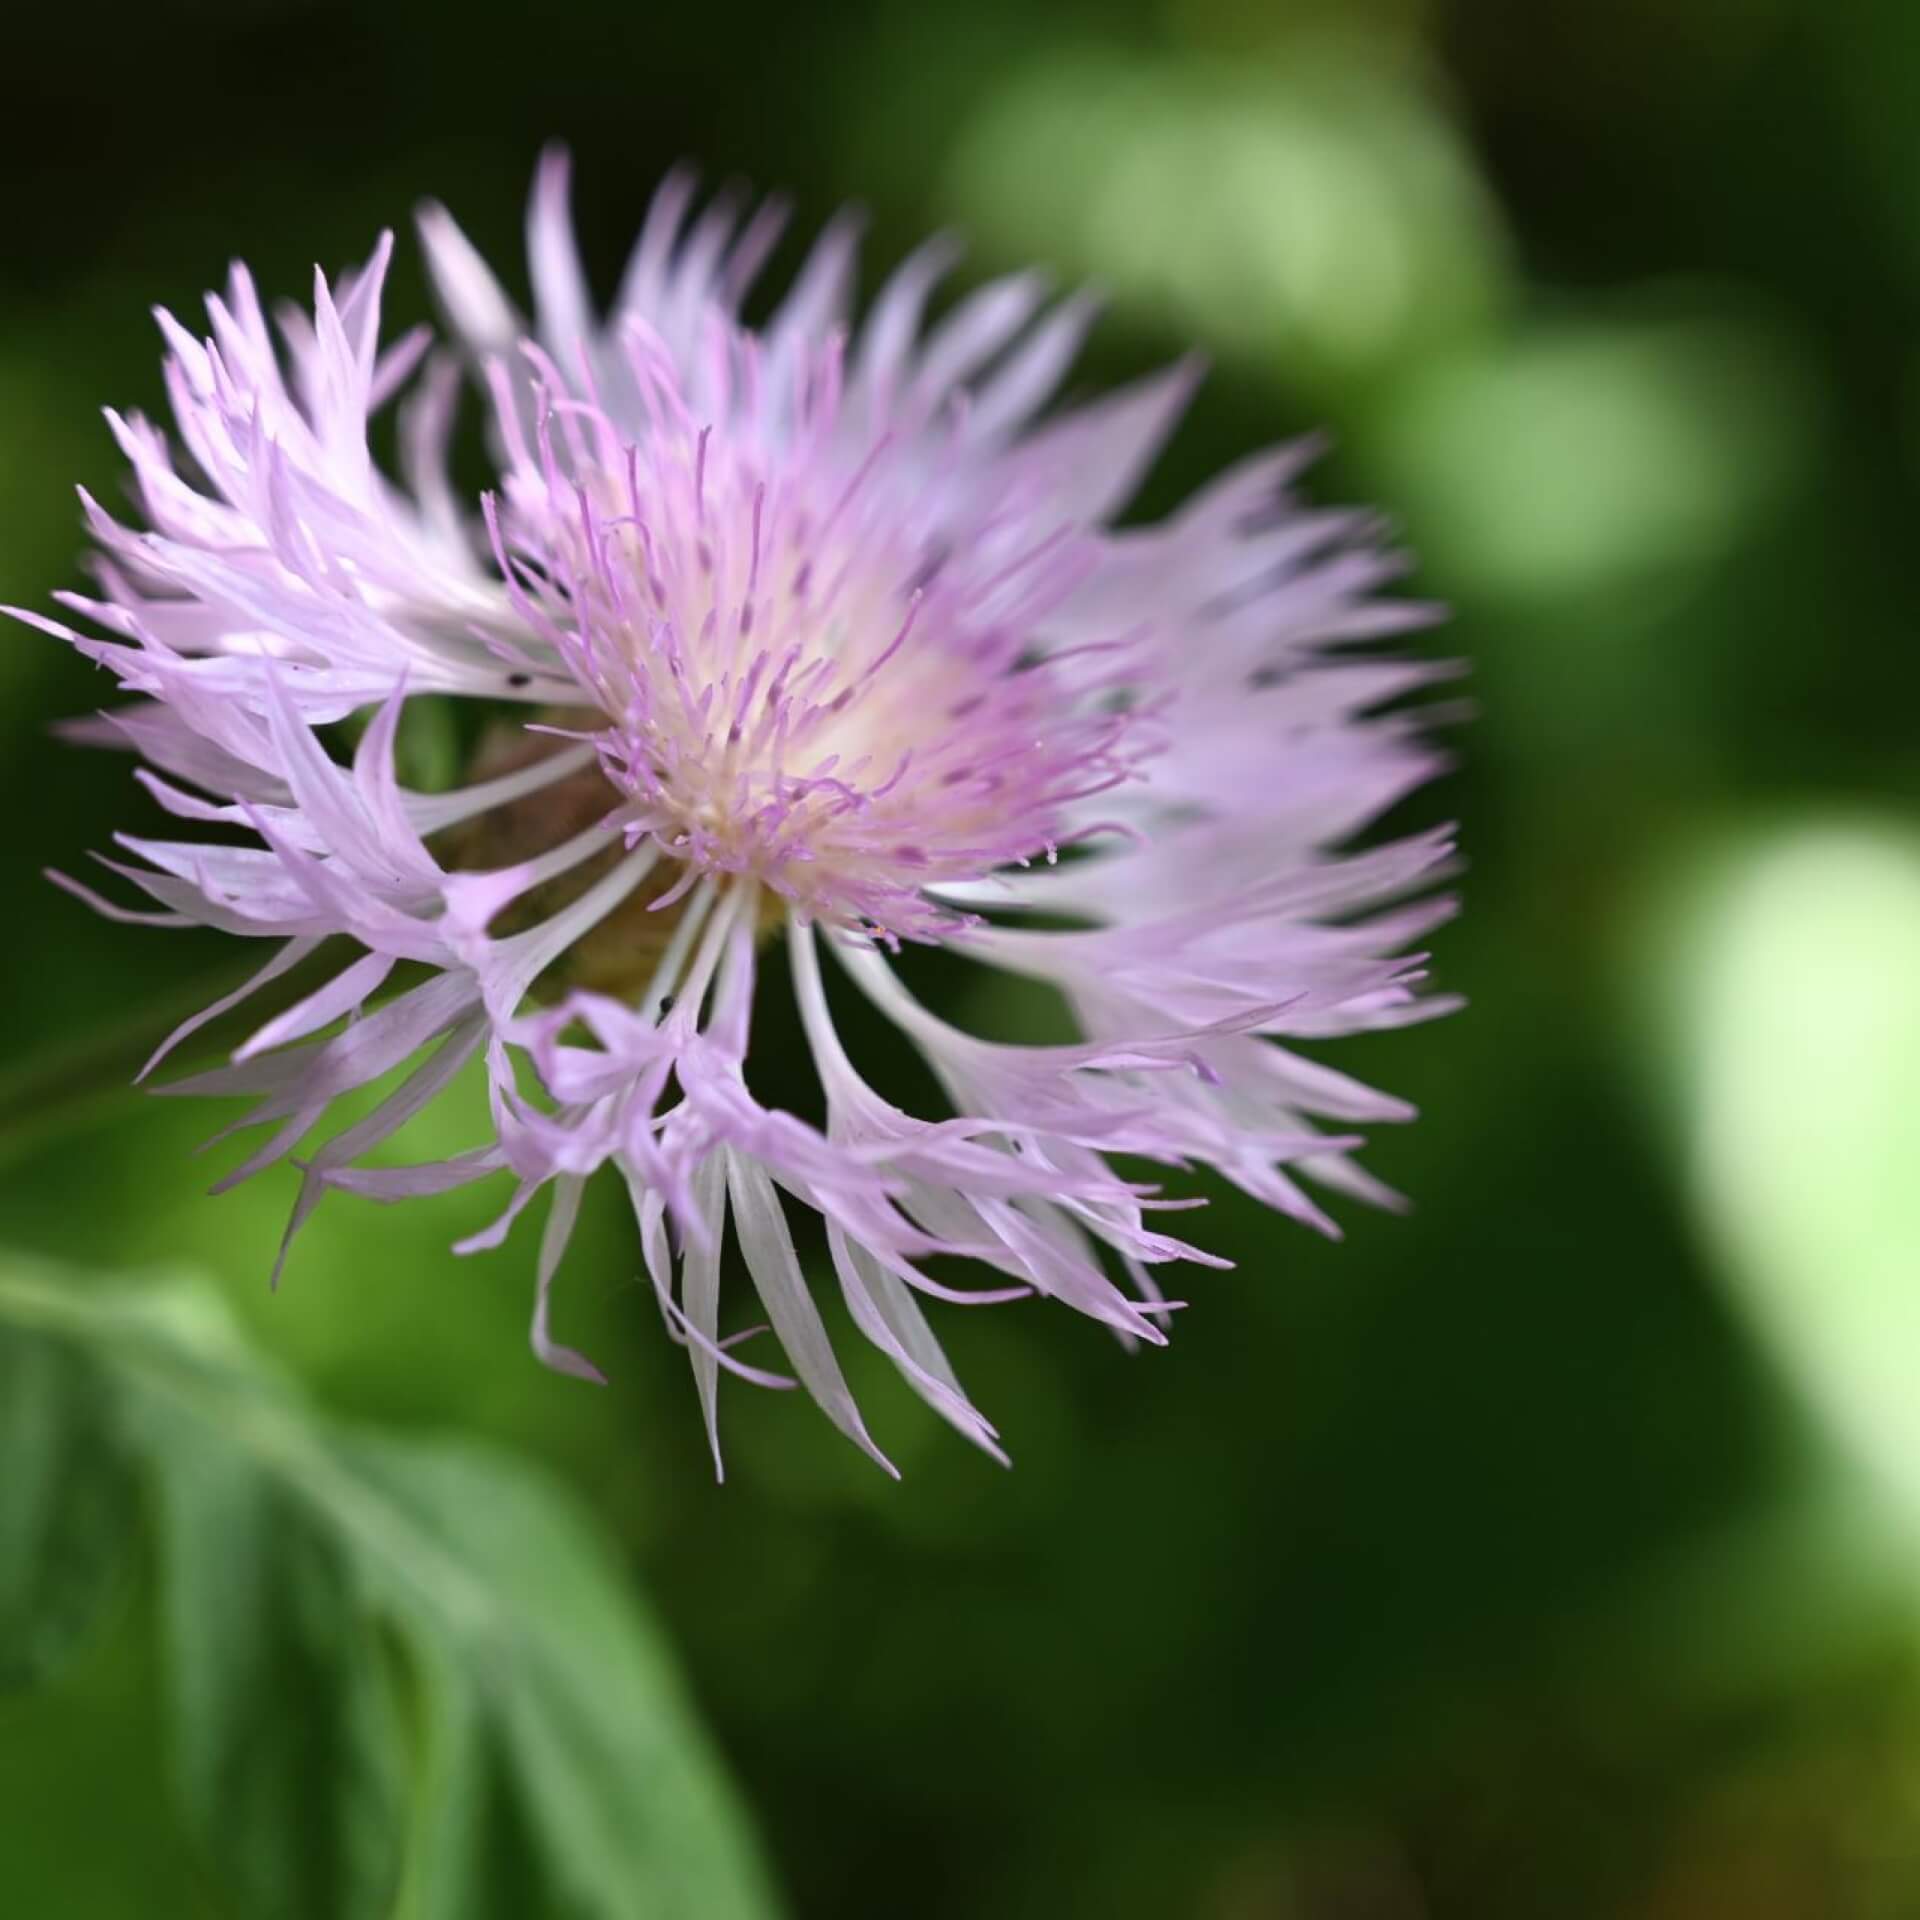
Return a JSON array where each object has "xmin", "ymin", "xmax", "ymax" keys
[{"xmin": 536, "ymin": 1339, "xmax": 609, "ymax": 1387}]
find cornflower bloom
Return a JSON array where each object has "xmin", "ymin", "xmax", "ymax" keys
[{"xmin": 14, "ymin": 154, "xmax": 1458, "ymax": 1472}]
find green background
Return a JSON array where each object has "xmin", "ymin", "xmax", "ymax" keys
[{"xmin": 5, "ymin": 0, "xmax": 1920, "ymax": 1913}]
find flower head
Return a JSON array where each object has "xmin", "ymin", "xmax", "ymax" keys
[{"xmin": 16, "ymin": 151, "xmax": 1458, "ymax": 1472}]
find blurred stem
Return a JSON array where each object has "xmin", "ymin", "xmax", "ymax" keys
[{"xmin": 0, "ymin": 946, "xmax": 340, "ymax": 1171}]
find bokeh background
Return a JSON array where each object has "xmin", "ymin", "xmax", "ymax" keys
[{"xmin": 5, "ymin": 0, "xmax": 1920, "ymax": 1914}]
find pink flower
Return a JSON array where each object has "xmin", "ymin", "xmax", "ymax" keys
[{"xmin": 15, "ymin": 151, "xmax": 1459, "ymax": 1473}]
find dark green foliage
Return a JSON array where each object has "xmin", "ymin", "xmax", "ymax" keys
[{"xmin": 0, "ymin": 1266, "xmax": 779, "ymax": 1920}]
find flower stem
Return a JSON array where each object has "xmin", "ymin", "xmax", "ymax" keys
[{"xmin": 0, "ymin": 946, "xmax": 342, "ymax": 1169}]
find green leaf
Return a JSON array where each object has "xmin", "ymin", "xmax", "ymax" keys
[
  {"xmin": 0, "ymin": 1324, "xmax": 137, "ymax": 1689},
  {"xmin": 363, "ymin": 1436, "xmax": 791, "ymax": 1920},
  {"xmin": 1632, "ymin": 819, "xmax": 1920, "ymax": 1515},
  {"xmin": 150, "ymin": 1405, "xmax": 407, "ymax": 1920},
  {"xmin": 0, "ymin": 1262, "xmax": 782, "ymax": 1920}
]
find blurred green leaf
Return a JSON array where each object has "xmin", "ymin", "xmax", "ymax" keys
[
  {"xmin": 1632, "ymin": 818, "xmax": 1920, "ymax": 1521},
  {"xmin": 0, "ymin": 1261, "xmax": 782, "ymax": 1920},
  {"xmin": 0, "ymin": 1326, "xmax": 137, "ymax": 1690},
  {"xmin": 152, "ymin": 1398, "xmax": 406, "ymax": 1920},
  {"xmin": 1364, "ymin": 299, "xmax": 1817, "ymax": 607},
  {"xmin": 943, "ymin": 36, "xmax": 1511, "ymax": 385}
]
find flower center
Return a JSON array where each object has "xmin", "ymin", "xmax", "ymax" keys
[{"xmin": 485, "ymin": 345, "xmax": 1145, "ymax": 941}]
